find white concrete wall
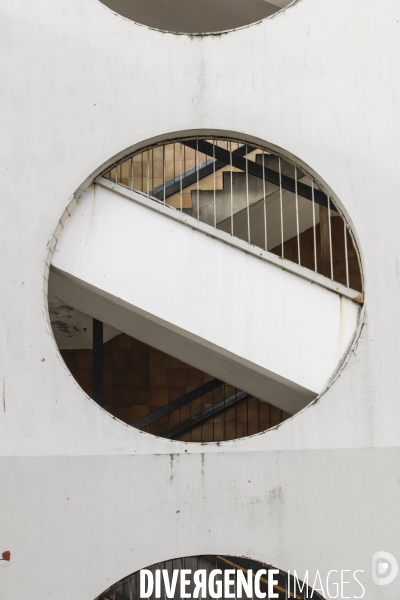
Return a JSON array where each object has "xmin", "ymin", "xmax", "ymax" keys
[
  {"xmin": 1, "ymin": 0, "xmax": 400, "ymax": 598},
  {"xmin": 51, "ymin": 182, "xmax": 359, "ymax": 414}
]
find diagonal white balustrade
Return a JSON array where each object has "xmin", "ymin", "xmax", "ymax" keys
[{"xmin": 51, "ymin": 181, "xmax": 361, "ymax": 415}]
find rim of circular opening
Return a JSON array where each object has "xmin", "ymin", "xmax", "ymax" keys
[
  {"xmin": 45, "ymin": 130, "xmax": 365, "ymax": 447},
  {"xmin": 97, "ymin": 0, "xmax": 301, "ymax": 37}
]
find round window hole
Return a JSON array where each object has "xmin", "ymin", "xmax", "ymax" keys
[{"xmin": 48, "ymin": 135, "xmax": 363, "ymax": 443}]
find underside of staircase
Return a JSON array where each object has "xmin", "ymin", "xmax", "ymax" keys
[{"xmin": 49, "ymin": 139, "xmax": 362, "ymax": 440}]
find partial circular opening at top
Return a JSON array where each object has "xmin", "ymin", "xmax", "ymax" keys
[{"xmin": 99, "ymin": 0, "xmax": 293, "ymax": 34}]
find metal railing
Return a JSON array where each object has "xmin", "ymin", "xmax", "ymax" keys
[
  {"xmin": 130, "ymin": 377, "xmax": 289, "ymax": 442},
  {"xmin": 98, "ymin": 555, "xmax": 324, "ymax": 600},
  {"xmin": 103, "ymin": 137, "xmax": 362, "ymax": 294},
  {"xmin": 85, "ymin": 322, "xmax": 289, "ymax": 443}
]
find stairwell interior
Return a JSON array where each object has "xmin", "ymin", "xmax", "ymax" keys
[
  {"xmin": 49, "ymin": 137, "xmax": 363, "ymax": 443},
  {"xmin": 103, "ymin": 140, "xmax": 362, "ymax": 291}
]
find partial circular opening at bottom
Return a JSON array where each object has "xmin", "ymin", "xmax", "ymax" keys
[{"xmin": 97, "ymin": 555, "xmax": 323, "ymax": 599}]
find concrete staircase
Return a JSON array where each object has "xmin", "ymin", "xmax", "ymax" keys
[
  {"xmin": 191, "ymin": 153, "xmax": 319, "ymax": 250},
  {"xmin": 50, "ymin": 179, "xmax": 360, "ymax": 416}
]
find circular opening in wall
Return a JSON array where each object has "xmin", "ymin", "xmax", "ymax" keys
[
  {"xmin": 98, "ymin": 0, "xmax": 294, "ymax": 34},
  {"xmin": 47, "ymin": 135, "xmax": 363, "ymax": 443},
  {"xmin": 96, "ymin": 555, "xmax": 324, "ymax": 599}
]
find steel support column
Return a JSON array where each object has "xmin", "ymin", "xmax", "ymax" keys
[{"xmin": 92, "ymin": 318, "xmax": 103, "ymax": 405}]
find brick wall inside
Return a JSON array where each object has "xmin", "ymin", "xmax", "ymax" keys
[
  {"xmin": 271, "ymin": 215, "xmax": 362, "ymax": 292},
  {"xmin": 59, "ymin": 213, "xmax": 361, "ymax": 442},
  {"xmin": 61, "ymin": 333, "xmax": 290, "ymax": 442}
]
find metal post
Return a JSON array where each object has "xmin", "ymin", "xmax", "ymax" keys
[{"xmin": 92, "ymin": 318, "xmax": 103, "ymax": 405}]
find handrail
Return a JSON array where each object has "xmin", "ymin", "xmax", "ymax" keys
[
  {"xmin": 101, "ymin": 136, "xmax": 363, "ymax": 297},
  {"xmin": 182, "ymin": 139, "xmax": 336, "ymax": 211},
  {"xmin": 152, "ymin": 143, "xmax": 256, "ymax": 201},
  {"xmin": 98, "ymin": 178, "xmax": 363, "ymax": 304},
  {"xmin": 131, "ymin": 378, "xmax": 224, "ymax": 430},
  {"xmin": 161, "ymin": 390, "xmax": 248, "ymax": 439},
  {"xmin": 101, "ymin": 591, "xmax": 130, "ymax": 600}
]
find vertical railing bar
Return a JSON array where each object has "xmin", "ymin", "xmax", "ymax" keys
[
  {"xmin": 196, "ymin": 139, "xmax": 200, "ymax": 221},
  {"xmin": 213, "ymin": 140, "xmax": 217, "ymax": 228},
  {"xmin": 200, "ymin": 391, "xmax": 203, "ymax": 443},
  {"xmin": 344, "ymin": 221, "xmax": 350, "ymax": 288},
  {"xmin": 173, "ymin": 143, "xmax": 176, "ymax": 182},
  {"xmin": 180, "ymin": 143, "xmax": 183, "ymax": 212},
  {"xmin": 147, "ymin": 150, "xmax": 150, "ymax": 199},
  {"xmin": 141, "ymin": 151, "xmax": 144, "ymax": 192},
  {"xmin": 246, "ymin": 393, "xmax": 249, "ymax": 437},
  {"xmin": 279, "ymin": 157, "xmax": 284, "ymax": 258},
  {"xmin": 177, "ymin": 394, "xmax": 181, "ymax": 434},
  {"xmin": 152, "ymin": 148, "xmax": 154, "ymax": 194},
  {"xmin": 167, "ymin": 388, "xmax": 171, "ymax": 433},
  {"xmin": 163, "ymin": 145, "xmax": 166, "ymax": 206},
  {"xmin": 230, "ymin": 141, "xmax": 234, "ymax": 236},
  {"xmin": 189, "ymin": 387, "xmax": 192, "ymax": 441},
  {"xmin": 223, "ymin": 385, "xmax": 226, "ymax": 441},
  {"xmin": 328, "ymin": 195, "xmax": 333, "ymax": 280},
  {"xmin": 130, "ymin": 157, "xmax": 133, "ymax": 191},
  {"xmin": 212, "ymin": 388, "xmax": 215, "ymax": 442},
  {"xmin": 312, "ymin": 179, "xmax": 317, "ymax": 273},
  {"xmin": 235, "ymin": 393, "xmax": 238, "ymax": 440},
  {"xmin": 246, "ymin": 144, "xmax": 250, "ymax": 243},
  {"xmin": 295, "ymin": 165, "xmax": 301, "ymax": 265},
  {"xmin": 262, "ymin": 151, "xmax": 267, "ymax": 251}
]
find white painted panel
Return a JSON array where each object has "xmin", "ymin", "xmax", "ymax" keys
[{"xmin": 52, "ymin": 184, "xmax": 359, "ymax": 408}]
